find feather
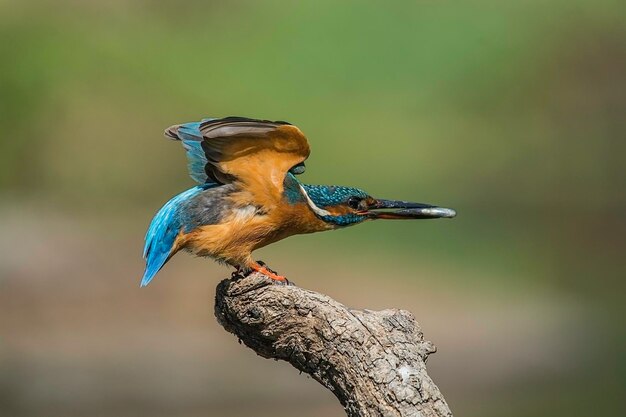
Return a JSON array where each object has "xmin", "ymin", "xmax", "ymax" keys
[
  {"xmin": 165, "ymin": 119, "xmax": 215, "ymax": 184},
  {"xmin": 141, "ymin": 185, "xmax": 214, "ymax": 286},
  {"xmin": 164, "ymin": 116, "xmax": 309, "ymax": 186}
]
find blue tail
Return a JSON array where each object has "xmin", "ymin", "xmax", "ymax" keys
[{"xmin": 141, "ymin": 186, "xmax": 209, "ymax": 287}]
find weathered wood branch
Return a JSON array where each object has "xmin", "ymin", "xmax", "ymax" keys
[{"xmin": 214, "ymin": 273, "xmax": 453, "ymax": 417}]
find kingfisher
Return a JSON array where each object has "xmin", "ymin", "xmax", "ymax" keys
[{"xmin": 141, "ymin": 116, "xmax": 456, "ymax": 286}]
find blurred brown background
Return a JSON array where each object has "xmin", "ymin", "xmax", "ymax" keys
[{"xmin": 1, "ymin": 1, "xmax": 624, "ymax": 416}]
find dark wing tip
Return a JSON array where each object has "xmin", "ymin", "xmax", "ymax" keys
[
  {"xmin": 217, "ymin": 116, "xmax": 292, "ymax": 125},
  {"xmin": 164, "ymin": 125, "xmax": 181, "ymax": 140},
  {"xmin": 198, "ymin": 117, "xmax": 295, "ymax": 141},
  {"xmin": 199, "ymin": 116, "xmax": 292, "ymax": 131}
]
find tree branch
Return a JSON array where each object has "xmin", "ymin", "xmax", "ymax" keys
[{"xmin": 214, "ymin": 272, "xmax": 453, "ymax": 417}]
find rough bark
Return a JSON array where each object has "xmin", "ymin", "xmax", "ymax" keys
[{"xmin": 214, "ymin": 272, "xmax": 453, "ymax": 417}]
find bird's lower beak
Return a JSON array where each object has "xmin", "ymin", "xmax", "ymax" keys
[{"xmin": 366, "ymin": 199, "xmax": 457, "ymax": 219}]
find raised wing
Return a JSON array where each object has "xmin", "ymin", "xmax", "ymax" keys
[{"xmin": 165, "ymin": 117, "xmax": 310, "ymax": 190}]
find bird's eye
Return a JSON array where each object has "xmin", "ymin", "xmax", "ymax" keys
[{"xmin": 347, "ymin": 197, "xmax": 361, "ymax": 210}]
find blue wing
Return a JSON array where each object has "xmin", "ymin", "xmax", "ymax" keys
[
  {"xmin": 164, "ymin": 118, "xmax": 215, "ymax": 184},
  {"xmin": 141, "ymin": 185, "xmax": 210, "ymax": 287}
]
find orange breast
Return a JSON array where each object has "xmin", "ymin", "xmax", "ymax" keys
[{"xmin": 177, "ymin": 201, "xmax": 330, "ymax": 266}]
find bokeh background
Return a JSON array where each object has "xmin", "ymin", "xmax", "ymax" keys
[{"xmin": 1, "ymin": 1, "xmax": 624, "ymax": 416}]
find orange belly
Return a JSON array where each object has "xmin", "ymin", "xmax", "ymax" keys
[
  {"xmin": 175, "ymin": 202, "xmax": 331, "ymax": 267},
  {"xmin": 185, "ymin": 222, "xmax": 273, "ymax": 265}
]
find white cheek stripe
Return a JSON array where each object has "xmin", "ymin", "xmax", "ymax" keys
[{"xmin": 299, "ymin": 185, "xmax": 331, "ymax": 217}]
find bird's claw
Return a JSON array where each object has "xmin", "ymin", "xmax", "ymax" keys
[
  {"xmin": 271, "ymin": 277, "xmax": 295, "ymax": 286},
  {"xmin": 254, "ymin": 260, "xmax": 295, "ymax": 286},
  {"xmin": 255, "ymin": 260, "xmax": 273, "ymax": 272},
  {"xmin": 231, "ymin": 265, "xmax": 246, "ymax": 279}
]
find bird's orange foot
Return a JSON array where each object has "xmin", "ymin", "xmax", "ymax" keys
[{"xmin": 250, "ymin": 262, "xmax": 294, "ymax": 286}]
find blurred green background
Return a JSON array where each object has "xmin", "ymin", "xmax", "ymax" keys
[{"xmin": 1, "ymin": 0, "xmax": 624, "ymax": 416}]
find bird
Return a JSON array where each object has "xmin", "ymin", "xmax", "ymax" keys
[{"xmin": 141, "ymin": 116, "xmax": 456, "ymax": 286}]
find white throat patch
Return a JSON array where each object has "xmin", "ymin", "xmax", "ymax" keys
[{"xmin": 298, "ymin": 185, "xmax": 331, "ymax": 217}]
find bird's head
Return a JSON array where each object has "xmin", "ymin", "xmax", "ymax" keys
[{"xmin": 297, "ymin": 183, "xmax": 456, "ymax": 227}]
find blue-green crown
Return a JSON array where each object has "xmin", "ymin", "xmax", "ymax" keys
[
  {"xmin": 302, "ymin": 184, "xmax": 369, "ymax": 226},
  {"xmin": 302, "ymin": 185, "xmax": 368, "ymax": 207}
]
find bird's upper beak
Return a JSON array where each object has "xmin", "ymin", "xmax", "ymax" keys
[{"xmin": 365, "ymin": 199, "xmax": 457, "ymax": 219}]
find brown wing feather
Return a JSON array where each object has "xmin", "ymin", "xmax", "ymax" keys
[{"xmin": 199, "ymin": 118, "xmax": 310, "ymax": 203}]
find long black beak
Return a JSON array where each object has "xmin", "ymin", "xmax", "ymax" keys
[{"xmin": 366, "ymin": 199, "xmax": 457, "ymax": 219}]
